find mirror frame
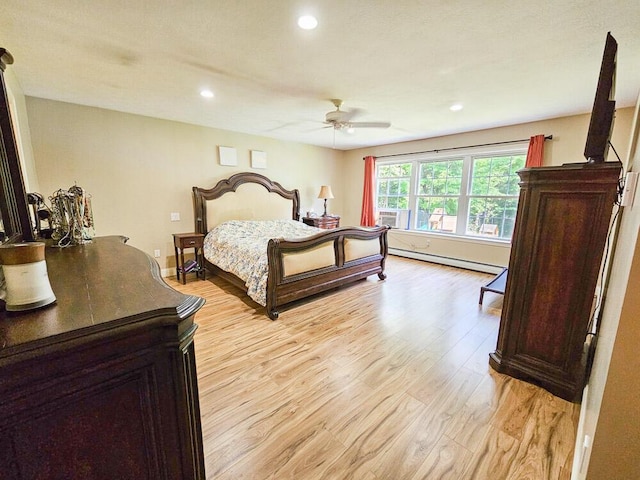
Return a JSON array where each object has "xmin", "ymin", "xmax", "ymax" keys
[{"xmin": 0, "ymin": 48, "xmax": 35, "ymax": 243}]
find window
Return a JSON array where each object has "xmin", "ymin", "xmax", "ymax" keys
[
  {"xmin": 375, "ymin": 147, "xmax": 526, "ymax": 241},
  {"xmin": 467, "ymin": 155, "xmax": 525, "ymax": 239},
  {"xmin": 377, "ymin": 163, "xmax": 411, "ymax": 210},
  {"xmin": 415, "ymin": 158, "xmax": 463, "ymax": 233}
]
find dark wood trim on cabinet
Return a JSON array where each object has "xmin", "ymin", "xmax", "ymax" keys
[
  {"xmin": 0, "ymin": 236, "xmax": 206, "ymax": 478},
  {"xmin": 303, "ymin": 215, "xmax": 340, "ymax": 229},
  {"xmin": 0, "ymin": 48, "xmax": 35, "ymax": 243},
  {"xmin": 489, "ymin": 162, "xmax": 622, "ymax": 402}
]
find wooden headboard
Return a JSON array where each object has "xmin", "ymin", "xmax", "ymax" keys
[{"xmin": 192, "ymin": 172, "xmax": 301, "ymax": 234}]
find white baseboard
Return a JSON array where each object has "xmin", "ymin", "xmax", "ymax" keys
[
  {"xmin": 160, "ymin": 267, "xmax": 177, "ymax": 278},
  {"xmin": 389, "ymin": 248, "xmax": 504, "ymax": 274},
  {"xmin": 162, "ymin": 252, "xmax": 503, "ymax": 277}
]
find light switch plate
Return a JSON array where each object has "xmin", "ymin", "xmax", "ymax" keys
[
  {"xmin": 621, "ymin": 172, "xmax": 638, "ymax": 207},
  {"xmin": 170, "ymin": 212, "xmax": 180, "ymax": 221}
]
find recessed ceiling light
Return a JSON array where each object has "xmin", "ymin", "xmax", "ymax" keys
[
  {"xmin": 298, "ymin": 15, "xmax": 318, "ymax": 30},
  {"xmin": 200, "ymin": 89, "xmax": 214, "ymax": 99},
  {"xmin": 450, "ymin": 103, "xmax": 463, "ymax": 112}
]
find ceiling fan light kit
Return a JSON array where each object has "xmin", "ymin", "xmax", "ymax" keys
[{"xmin": 323, "ymin": 99, "xmax": 390, "ymax": 131}]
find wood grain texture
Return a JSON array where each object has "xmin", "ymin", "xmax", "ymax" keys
[
  {"xmin": 169, "ymin": 255, "xmax": 580, "ymax": 480},
  {"xmin": 490, "ymin": 163, "xmax": 621, "ymax": 401}
]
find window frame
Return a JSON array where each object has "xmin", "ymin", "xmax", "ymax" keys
[
  {"xmin": 376, "ymin": 163, "xmax": 412, "ymax": 210},
  {"xmin": 374, "ymin": 143, "xmax": 528, "ymax": 242},
  {"xmin": 414, "ymin": 156, "xmax": 468, "ymax": 235}
]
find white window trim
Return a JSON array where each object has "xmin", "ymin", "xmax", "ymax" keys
[{"xmin": 376, "ymin": 142, "xmax": 528, "ymax": 242}]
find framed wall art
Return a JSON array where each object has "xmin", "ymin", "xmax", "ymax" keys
[
  {"xmin": 251, "ymin": 150, "xmax": 267, "ymax": 169},
  {"xmin": 218, "ymin": 146, "xmax": 237, "ymax": 166}
]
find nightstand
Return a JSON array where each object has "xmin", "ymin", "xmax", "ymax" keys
[
  {"xmin": 173, "ymin": 232, "xmax": 205, "ymax": 284},
  {"xmin": 303, "ymin": 215, "xmax": 340, "ymax": 229}
]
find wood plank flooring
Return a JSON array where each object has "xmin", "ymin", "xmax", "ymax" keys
[{"xmin": 168, "ymin": 255, "xmax": 580, "ymax": 480}]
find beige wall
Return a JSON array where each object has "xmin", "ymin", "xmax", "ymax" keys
[
  {"xmin": 587, "ymin": 227, "xmax": 640, "ymax": 479},
  {"xmin": 341, "ymin": 109, "xmax": 634, "ymax": 269},
  {"xmin": 24, "ymin": 95, "xmax": 635, "ymax": 273},
  {"xmin": 575, "ymin": 93, "xmax": 640, "ymax": 480},
  {"xmin": 25, "ymin": 98, "xmax": 342, "ymax": 272},
  {"xmin": 19, "ymin": 92, "xmax": 640, "ymax": 477}
]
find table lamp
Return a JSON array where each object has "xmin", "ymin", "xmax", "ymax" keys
[{"xmin": 317, "ymin": 185, "xmax": 334, "ymax": 217}]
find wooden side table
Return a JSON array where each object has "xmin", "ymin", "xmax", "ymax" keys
[
  {"xmin": 173, "ymin": 232, "xmax": 205, "ymax": 284},
  {"xmin": 302, "ymin": 215, "xmax": 340, "ymax": 229}
]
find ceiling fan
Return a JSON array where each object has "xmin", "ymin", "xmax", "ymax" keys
[{"xmin": 324, "ymin": 99, "xmax": 391, "ymax": 131}]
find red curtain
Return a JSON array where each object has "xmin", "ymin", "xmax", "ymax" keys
[
  {"xmin": 525, "ymin": 134, "xmax": 545, "ymax": 167},
  {"xmin": 360, "ymin": 156, "xmax": 376, "ymax": 226}
]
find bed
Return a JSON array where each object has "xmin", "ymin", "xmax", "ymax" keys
[{"xmin": 192, "ymin": 172, "xmax": 389, "ymax": 319}]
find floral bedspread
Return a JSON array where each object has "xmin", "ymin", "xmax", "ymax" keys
[{"xmin": 203, "ymin": 219, "xmax": 321, "ymax": 306}]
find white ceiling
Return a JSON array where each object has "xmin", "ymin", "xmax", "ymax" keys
[{"xmin": 1, "ymin": 1, "xmax": 639, "ymax": 150}]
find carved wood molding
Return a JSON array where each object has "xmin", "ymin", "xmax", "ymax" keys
[{"xmin": 192, "ymin": 172, "xmax": 300, "ymax": 233}]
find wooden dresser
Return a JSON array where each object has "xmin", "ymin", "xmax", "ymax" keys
[
  {"xmin": 0, "ymin": 236, "xmax": 206, "ymax": 479},
  {"xmin": 489, "ymin": 162, "xmax": 621, "ymax": 402}
]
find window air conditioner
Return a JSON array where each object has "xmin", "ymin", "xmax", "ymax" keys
[{"xmin": 377, "ymin": 209, "xmax": 410, "ymax": 229}]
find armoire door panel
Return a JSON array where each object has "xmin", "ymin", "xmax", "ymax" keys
[{"xmin": 490, "ymin": 162, "xmax": 621, "ymax": 402}]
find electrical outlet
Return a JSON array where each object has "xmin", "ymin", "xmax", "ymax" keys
[
  {"xmin": 170, "ymin": 212, "xmax": 180, "ymax": 222},
  {"xmin": 154, "ymin": 249, "xmax": 161, "ymax": 258}
]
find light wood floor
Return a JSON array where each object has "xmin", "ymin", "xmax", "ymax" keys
[{"xmin": 169, "ymin": 255, "xmax": 580, "ymax": 480}]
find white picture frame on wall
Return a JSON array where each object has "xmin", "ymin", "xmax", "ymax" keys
[
  {"xmin": 251, "ymin": 150, "xmax": 267, "ymax": 169},
  {"xmin": 218, "ymin": 146, "xmax": 237, "ymax": 166}
]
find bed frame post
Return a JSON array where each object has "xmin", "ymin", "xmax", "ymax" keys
[
  {"xmin": 266, "ymin": 238, "xmax": 281, "ymax": 320},
  {"xmin": 292, "ymin": 190, "xmax": 301, "ymax": 221},
  {"xmin": 192, "ymin": 187, "xmax": 206, "ymax": 234}
]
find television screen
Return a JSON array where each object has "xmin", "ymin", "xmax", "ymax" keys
[{"xmin": 584, "ymin": 32, "xmax": 617, "ymax": 163}]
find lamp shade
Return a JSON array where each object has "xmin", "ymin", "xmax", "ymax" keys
[{"xmin": 318, "ymin": 185, "xmax": 334, "ymax": 199}]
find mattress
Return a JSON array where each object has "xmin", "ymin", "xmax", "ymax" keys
[{"xmin": 203, "ymin": 219, "xmax": 322, "ymax": 306}]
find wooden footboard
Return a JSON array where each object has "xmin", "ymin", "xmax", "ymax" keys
[
  {"xmin": 193, "ymin": 172, "xmax": 390, "ymax": 320},
  {"xmin": 265, "ymin": 225, "xmax": 389, "ymax": 319}
]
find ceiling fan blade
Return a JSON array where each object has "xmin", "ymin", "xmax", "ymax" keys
[
  {"xmin": 349, "ymin": 121, "xmax": 391, "ymax": 129},
  {"xmin": 305, "ymin": 124, "xmax": 333, "ymax": 132},
  {"xmin": 341, "ymin": 107, "xmax": 363, "ymax": 122},
  {"xmin": 323, "ymin": 100, "xmax": 390, "ymax": 133}
]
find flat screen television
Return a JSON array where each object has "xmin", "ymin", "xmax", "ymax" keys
[{"xmin": 584, "ymin": 32, "xmax": 617, "ymax": 163}]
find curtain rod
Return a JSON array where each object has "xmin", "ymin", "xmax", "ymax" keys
[{"xmin": 364, "ymin": 135, "xmax": 553, "ymax": 160}]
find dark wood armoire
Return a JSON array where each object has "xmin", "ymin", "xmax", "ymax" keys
[{"xmin": 489, "ymin": 161, "xmax": 622, "ymax": 402}]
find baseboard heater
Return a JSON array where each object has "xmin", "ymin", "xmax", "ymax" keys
[{"xmin": 389, "ymin": 247, "xmax": 504, "ymax": 275}]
